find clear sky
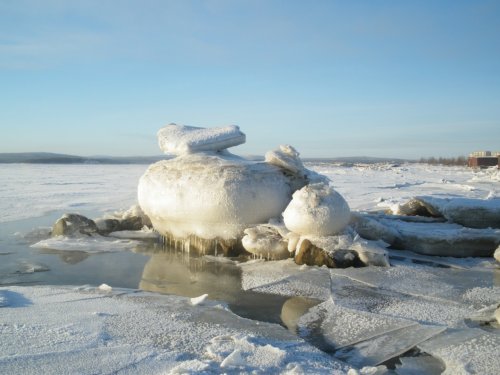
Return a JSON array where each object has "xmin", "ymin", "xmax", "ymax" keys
[{"xmin": 1, "ymin": 0, "xmax": 499, "ymax": 159}]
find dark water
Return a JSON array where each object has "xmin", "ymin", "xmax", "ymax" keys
[{"xmin": 0, "ymin": 211, "xmax": 318, "ymax": 328}]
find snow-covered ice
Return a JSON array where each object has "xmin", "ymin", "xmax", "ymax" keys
[
  {"xmin": 0, "ymin": 285, "xmax": 349, "ymax": 374},
  {"xmin": 1, "ymin": 161, "xmax": 499, "ymax": 374}
]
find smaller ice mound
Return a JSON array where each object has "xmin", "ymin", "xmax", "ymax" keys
[
  {"xmin": 395, "ymin": 196, "xmax": 500, "ymax": 229},
  {"xmin": 241, "ymin": 224, "xmax": 290, "ymax": 260},
  {"xmin": 157, "ymin": 123, "xmax": 246, "ymax": 155},
  {"xmin": 283, "ymin": 182, "xmax": 351, "ymax": 236},
  {"xmin": 495, "ymin": 246, "xmax": 500, "ymax": 262}
]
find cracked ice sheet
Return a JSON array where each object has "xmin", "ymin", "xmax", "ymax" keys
[
  {"xmin": 330, "ymin": 263, "xmax": 500, "ymax": 310},
  {"xmin": 239, "ymin": 259, "xmax": 343, "ymax": 300},
  {"xmin": 418, "ymin": 328, "xmax": 500, "ymax": 375},
  {"xmin": 335, "ymin": 323, "xmax": 445, "ymax": 368},
  {"xmin": 0, "ymin": 285, "xmax": 349, "ymax": 374},
  {"xmin": 298, "ymin": 300, "xmax": 415, "ymax": 349},
  {"xmin": 331, "ymin": 283, "xmax": 476, "ymax": 328}
]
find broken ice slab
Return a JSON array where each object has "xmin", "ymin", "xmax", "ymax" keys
[
  {"xmin": 395, "ymin": 196, "xmax": 500, "ymax": 229},
  {"xmin": 387, "ymin": 249, "xmax": 468, "ymax": 269},
  {"xmin": 335, "ymin": 323, "xmax": 445, "ymax": 368},
  {"xmin": 329, "ymin": 282, "xmax": 476, "ymax": 328},
  {"xmin": 418, "ymin": 328, "xmax": 500, "ymax": 375},
  {"xmin": 330, "ymin": 263, "xmax": 498, "ymax": 309},
  {"xmin": 238, "ymin": 259, "xmax": 304, "ymax": 292},
  {"xmin": 298, "ymin": 300, "xmax": 415, "ymax": 349},
  {"xmin": 351, "ymin": 213, "xmax": 500, "ymax": 257},
  {"xmin": 395, "ymin": 356, "xmax": 445, "ymax": 375},
  {"xmin": 239, "ymin": 259, "xmax": 342, "ymax": 300}
]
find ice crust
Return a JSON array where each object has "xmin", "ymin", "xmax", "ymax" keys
[{"xmin": 157, "ymin": 123, "xmax": 246, "ymax": 155}]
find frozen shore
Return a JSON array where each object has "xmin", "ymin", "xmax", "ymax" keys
[{"xmin": 1, "ymin": 161, "xmax": 499, "ymax": 374}]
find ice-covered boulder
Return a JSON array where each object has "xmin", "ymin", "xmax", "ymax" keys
[
  {"xmin": 51, "ymin": 214, "xmax": 99, "ymax": 237},
  {"xmin": 157, "ymin": 123, "xmax": 245, "ymax": 155},
  {"xmin": 138, "ymin": 152, "xmax": 293, "ymax": 241},
  {"xmin": 395, "ymin": 196, "xmax": 500, "ymax": 229},
  {"xmin": 495, "ymin": 246, "xmax": 500, "ymax": 262},
  {"xmin": 283, "ymin": 183, "xmax": 351, "ymax": 236}
]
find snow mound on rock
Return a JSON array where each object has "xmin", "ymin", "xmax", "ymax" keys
[{"xmin": 283, "ymin": 183, "xmax": 351, "ymax": 236}]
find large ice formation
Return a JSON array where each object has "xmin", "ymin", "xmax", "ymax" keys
[
  {"xmin": 138, "ymin": 124, "xmax": 312, "ymax": 243},
  {"xmin": 139, "ymin": 152, "xmax": 292, "ymax": 240},
  {"xmin": 138, "ymin": 123, "xmax": 386, "ymax": 266}
]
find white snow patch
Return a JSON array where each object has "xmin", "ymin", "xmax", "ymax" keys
[{"xmin": 190, "ymin": 294, "xmax": 208, "ymax": 306}]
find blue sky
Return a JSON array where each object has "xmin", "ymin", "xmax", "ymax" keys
[{"xmin": 1, "ymin": 0, "xmax": 499, "ymax": 158}]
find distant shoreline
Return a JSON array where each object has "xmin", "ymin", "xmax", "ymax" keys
[{"xmin": 0, "ymin": 152, "xmax": 411, "ymax": 165}]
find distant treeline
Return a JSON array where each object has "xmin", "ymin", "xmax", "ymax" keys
[{"xmin": 418, "ymin": 156, "xmax": 467, "ymax": 166}]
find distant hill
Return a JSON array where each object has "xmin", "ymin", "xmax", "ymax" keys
[
  {"xmin": 0, "ymin": 153, "xmax": 411, "ymax": 165},
  {"xmin": 302, "ymin": 156, "xmax": 412, "ymax": 165},
  {"xmin": 0, "ymin": 152, "xmax": 168, "ymax": 164}
]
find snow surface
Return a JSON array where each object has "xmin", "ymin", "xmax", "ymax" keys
[{"xmin": 0, "ymin": 164, "xmax": 146, "ymax": 223}]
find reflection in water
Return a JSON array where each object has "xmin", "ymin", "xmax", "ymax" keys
[
  {"xmin": 139, "ymin": 248, "xmax": 319, "ymax": 327},
  {"xmin": 281, "ymin": 297, "xmax": 321, "ymax": 333},
  {"xmin": 39, "ymin": 249, "xmax": 91, "ymax": 264}
]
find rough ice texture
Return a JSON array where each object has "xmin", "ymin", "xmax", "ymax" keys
[
  {"xmin": 283, "ymin": 183, "xmax": 351, "ymax": 236},
  {"xmin": 418, "ymin": 328, "xmax": 500, "ymax": 375},
  {"xmin": 0, "ymin": 285, "xmax": 349, "ymax": 374},
  {"xmin": 157, "ymin": 123, "xmax": 246, "ymax": 155},
  {"xmin": 138, "ymin": 153, "xmax": 292, "ymax": 240}
]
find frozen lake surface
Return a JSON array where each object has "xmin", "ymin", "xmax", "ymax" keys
[{"xmin": 0, "ymin": 162, "xmax": 499, "ymax": 374}]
